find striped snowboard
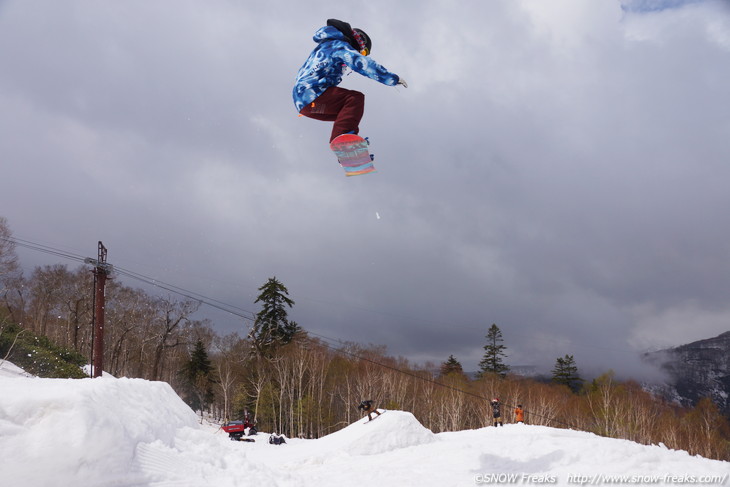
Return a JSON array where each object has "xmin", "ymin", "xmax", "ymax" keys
[{"xmin": 329, "ymin": 134, "xmax": 376, "ymax": 176}]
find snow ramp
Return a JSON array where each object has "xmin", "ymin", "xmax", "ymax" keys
[
  {"xmin": 0, "ymin": 375, "xmax": 284, "ymax": 486},
  {"xmin": 295, "ymin": 410, "xmax": 436, "ymax": 457},
  {"xmin": 0, "ymin": 376, "xmax": 199, "ymax": 485}
]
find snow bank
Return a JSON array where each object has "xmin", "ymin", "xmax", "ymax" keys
[
  {"xmin": 0, "ymin": 376, "xmax": 200, "ymax": 485},
  {"xmin": 0, "ymin": 359, "xmax": 33, "ymax": 378},
  {"xmin": 310, "ymin": 410, "xmax": 436, "ymax": 456},
  {"xmin": 0, "ymin": 365, "xmax": 728, "ymax": 487},
  {"xmin": 82, "ymin": 363, "xmax": 116, "ymax": 378},
  {"xmin": 438, "ymin": 425, "xmax": 730, "ymax": 483}
]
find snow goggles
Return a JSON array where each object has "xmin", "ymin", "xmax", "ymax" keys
[{"xmin": 352, "ymin": 29, "xmax": 369, "ymax": 56}]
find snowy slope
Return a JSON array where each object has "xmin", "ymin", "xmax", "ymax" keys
[{"xmin": 0, "ymin": 361, "xmax": 727, "ymax": 487}]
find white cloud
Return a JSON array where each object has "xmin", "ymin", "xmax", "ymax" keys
[{"xmin": 629, "ymin": 301, "xmax": 730, "ymax": 350}]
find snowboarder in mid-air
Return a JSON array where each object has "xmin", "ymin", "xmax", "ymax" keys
[
  {"xmin": 293, "ymin": 18, "xmax": 407, "ymax": 145},
  {"xmin": 358, "ymin": 399, "xmax": 382, "ymax": 421}
]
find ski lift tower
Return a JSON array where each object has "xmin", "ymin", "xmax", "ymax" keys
[{"xmin": 85, "ymin": 242, "xmax": 113, "ymax": 378}]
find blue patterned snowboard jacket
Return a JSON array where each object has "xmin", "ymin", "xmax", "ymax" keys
[{"xmin": 292, "ymin": 26, "xmax": 400, "ymax": 112}]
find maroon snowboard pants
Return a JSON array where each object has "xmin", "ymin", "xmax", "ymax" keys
[{"xmin": 299, "ymin": 86, "xmax": 365, "ymax": 142}]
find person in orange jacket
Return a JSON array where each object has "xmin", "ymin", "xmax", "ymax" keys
[{"xmin": 514, "ymin": 404, "xmax": 525, "ymax": 424}]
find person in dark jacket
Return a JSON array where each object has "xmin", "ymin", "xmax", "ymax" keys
[
  {"xmin": 269, "ymin": 432, "xmax": 286, "ymax": 445},
  {"xmin": 358, "ymin": 399, "xmax": 382, "ymax": 421},
  {"xmin": 293, "ymin": 18, "xmax": 407, "ymax": 143},
  {"xmin": 491, "ymin": 398, "xmax": 503, "ymax": 427}
]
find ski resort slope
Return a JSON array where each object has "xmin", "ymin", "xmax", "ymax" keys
[{"xmin": 0, "ymin": 361, "xmax": 727, "ymax": 487}]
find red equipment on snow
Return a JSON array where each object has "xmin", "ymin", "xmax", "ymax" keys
[{"xmin": 222, "ymin": 410, "xmax": 257, "ymax": 441}]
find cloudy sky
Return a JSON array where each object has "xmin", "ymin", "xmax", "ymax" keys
[{"xmin": 2, "ymin": 0, "xmax": 729, "ymax": 378}]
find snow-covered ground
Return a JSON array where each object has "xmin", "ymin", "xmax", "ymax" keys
[{"xmin": 1, "ymin": 360, "xmax": 727, "ymax": 487}]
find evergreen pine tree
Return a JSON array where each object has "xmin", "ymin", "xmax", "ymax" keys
[
  {"xmin": 180, "ymin": 339, "xmax": 214, "ymax": 414},
  {"xmin": 478, "ymin": 323, "xmax": 510, "ymax": 378},
  {"xmin": 439, "ymin": 354, "xmax": 465, "ymax": 377},
  {"xmin": 250, "ymin": 277, "xmax": 301, "ymax": 354},
  {"xmin": 551, "ymin": 354, "xmax": 583, "ymax": 393}
]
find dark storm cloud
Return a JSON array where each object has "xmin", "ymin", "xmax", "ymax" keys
[{"xmin": 1, "ymin": 0, "xmax": 729, "ymax": 378}]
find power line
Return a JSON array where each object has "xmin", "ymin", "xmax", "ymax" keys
[
  {"xmin": 5, "ymin": 233, "xmax": 580, "ymax": 429},
  {"xmin": 305, "ymin": 328, "xmax": 580, "ymax": 430},
  {"xmin": 1, "ymin": 235, "xmax": 257, "ymax": 323},
  {"xmin": 3, "ymin": 236, "xmax": 88, "ymax": 264},
  {"xmin": 112, "ymin": 266, "xmax": 257, "ymax": 322},
  {"xmin": 3, "ymin": 235, "xmax": 642, "ymax": 359}
]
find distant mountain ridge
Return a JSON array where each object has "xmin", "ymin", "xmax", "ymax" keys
[{"xmin": 643, "ymin": 331, "xmax": 730, "ymax": 414}]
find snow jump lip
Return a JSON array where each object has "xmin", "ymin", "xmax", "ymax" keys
[{"xmin": 311, "ymin": 410, "xmax": 437, "ymax": 456}]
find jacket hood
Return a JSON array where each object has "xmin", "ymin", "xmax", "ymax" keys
[{"xmin": 313, "ymin": 25, "xmax": 349, "ymax": 45}]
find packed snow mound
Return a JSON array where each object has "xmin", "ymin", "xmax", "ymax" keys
[
  {"xmin": 1, "ymin": 366, "xmax": 728, "ymax": 486},
  {"xmin": 0, "ymin": 359, "xmax": 33, "ymax": 378},
  {"xmin": 0, "ymin": 376, "xmax": 201, "ymax": 485},
  {"xmin": 313, "ymin": 410, "xmax": 436, "ymax": 455}
]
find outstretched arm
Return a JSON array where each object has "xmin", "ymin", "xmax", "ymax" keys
[{"xmin": 340, "ymin": 49, "xmax": 401, "ymax": 87}]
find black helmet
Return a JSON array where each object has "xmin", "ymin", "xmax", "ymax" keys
[
  {"xmin": 353, "ymin": 28, "xmax": 372, "ymax": 56},
  {"xmin": 326, "ymin": 19, "xmax": 371, "ymax": 56}
]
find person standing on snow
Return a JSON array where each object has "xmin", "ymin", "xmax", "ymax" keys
[
  {"xmin": 514, "ymin": 404, "xmax": 525, "ymax": 424},
  {"xmin": 293, "ymin": 18, "xmax": 407, "ymax": 143},
  {"xmin": 491, "ymin": 399, "xmax": 503, "ymax": 427}
]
